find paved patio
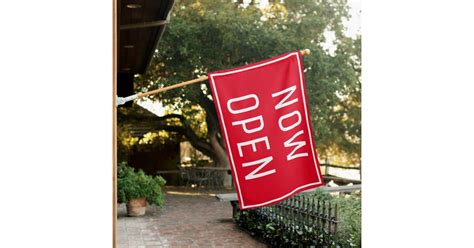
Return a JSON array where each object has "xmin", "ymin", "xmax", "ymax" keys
[{"xmin": 117, "ymin": 187, "xmax": 267, "ymax": 248}]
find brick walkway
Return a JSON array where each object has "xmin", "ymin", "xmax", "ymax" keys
[{"xmin": 117, "ymin": 187, "xmax": 267, "ymax": 248}]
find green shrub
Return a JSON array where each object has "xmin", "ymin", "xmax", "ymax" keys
[
  {"xmin": 117, "ymin": 161, "xmax": 166, "ymax": 206},
  {"xmin": 312, "ymin": 191, "xmax": 361, "ymax": 248}
]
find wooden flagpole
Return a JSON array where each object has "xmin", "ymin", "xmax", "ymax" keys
[
  {"xmin": 137, "ymin": 75, "xmax": 209, "ymax": 98},
  {"xmin": 116, "ymin": 49, "xmax": 311, "ymax": 106}
]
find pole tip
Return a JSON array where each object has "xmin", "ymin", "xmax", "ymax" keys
[{"xmin": 300, "ymin": 49, "xmax": 311, "ymax": 56}]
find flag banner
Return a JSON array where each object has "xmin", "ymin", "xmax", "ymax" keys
[{"xmin": 208, "ymin": 51, "xmax": 324, "ymax": 210}]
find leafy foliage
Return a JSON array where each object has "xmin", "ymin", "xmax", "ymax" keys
[
  {"xmin": 117, "ymin": 122, "xmax": 180, "ymax": 162},
  {"xmin": 137, "ymin": 0, "xmax": 361, "ymax": 165},
  {"xmin": 312, "ymin": 191, "xmax": 361, "ymax": 247},
  {"xmin": 332, "ymin": 194, "xmax": 361, "ymax": 247},
  {"xmin": 117, "ymin": 161, "xmax": 167, "ymax": 206}
]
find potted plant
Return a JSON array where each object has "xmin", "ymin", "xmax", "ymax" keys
[{"xmin": 117, "ymin": 162, "xmax": 166, "ymax": 216}]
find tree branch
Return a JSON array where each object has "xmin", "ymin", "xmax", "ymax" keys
[{"xmin": 198, "ymin": 89, "xmax": 226, "ymax": 150}]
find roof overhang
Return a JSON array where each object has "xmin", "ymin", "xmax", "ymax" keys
[{"xmin": 118, "ymin": 0, "xmax": 175, "ymax": 75}]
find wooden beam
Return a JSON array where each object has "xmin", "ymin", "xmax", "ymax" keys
[
  {"xmin": 215, "ymin": 184, "xmax": 361, "ymax": 202},
  {"xmin": 301, "ymin": 184, "xmax": 361, "ymax": 194},
  {"xmin": 324, "ymin": 175, "xmax": 361, "ymax": 185},
  {"xmin": 155, "ymin": 170, "xmax": 181, "ymax": 174},
  {"xmin": 320, "ymin": 163, "xmax": 360, "ymax": 170},
  {"xmin": 120, "ymin": 20, "xmax": 169, "ymax": 30}
]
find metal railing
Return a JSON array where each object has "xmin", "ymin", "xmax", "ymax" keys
[{"xmin": 235, "ymin": 194, "xmax": 339, "ymax": 247}]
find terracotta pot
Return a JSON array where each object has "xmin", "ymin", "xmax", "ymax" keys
[{"xmin": 126, "ymin": 198, "xmax": 147, "ymax": 217}]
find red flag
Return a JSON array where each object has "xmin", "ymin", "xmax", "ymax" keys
[{"xmin": 208, "ymin": 51, "xmax": 323, "ymax": 210}]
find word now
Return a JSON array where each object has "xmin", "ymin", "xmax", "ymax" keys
[{"xmin": 227, "ymin": 85, "xmax": 308, "ymax": 181}]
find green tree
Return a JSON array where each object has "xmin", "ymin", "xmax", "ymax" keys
[{"xmin": 134, "ymin": 0, "xmax": 361, "ymax": 167}]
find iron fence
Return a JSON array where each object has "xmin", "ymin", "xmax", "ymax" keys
[{"xmin": 234, "ymin": 194, "xmax": 338, "ymax": 247}]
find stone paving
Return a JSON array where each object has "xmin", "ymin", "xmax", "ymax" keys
[{"xmin": 117, "ymin": 187, "xmax": 267, "ymax": 248}]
